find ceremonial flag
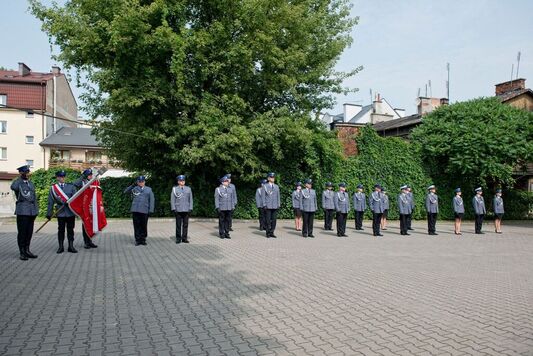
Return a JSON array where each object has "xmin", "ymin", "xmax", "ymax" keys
[{"xmin": 69, "ymin": 180, "xmax": 107, "ymax": 238}]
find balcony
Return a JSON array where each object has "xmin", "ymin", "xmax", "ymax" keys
[{"xmin": 48, "ymin": 159, "xmax": 120, "ymax": 171}]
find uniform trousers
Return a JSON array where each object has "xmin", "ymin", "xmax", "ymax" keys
[
  {"xmin": 355, "ymin": 211, "xmax": 364, "ymax": 229},
  {"xmin": 175, "ymin": 211, "xmax": 190, "ymax": 242},
  {"xmin": 258, "ymin": 208, "xmax": 266, "ymax": 230},
  {"xmin": 264, "ymin": 209, "xmax": 278, "ymax": 236},
  {"xmin": 399, "ymin": 214, "xmax": 409, "ymax": 235},
  {"xmin": 372, "ymin": 212, "xmax": 382, "ymax": 235},
  {"xmin": 474, "ymin": 214, "xmax": 484, "ymax": 233},
  {"xmin": 132, "ymin": 212, "xmax": 149, "ymax": 243},
  {"xmin": 218, "ymin": 210, "xmax": 231, "ymax": 237},
  {"xmin": 427, "ymin": 213, "xmax": 437, "ymax": 234},
  {"xmin": 302, "ymin": 211, "xmax": 315, "ymax": 236},
  {"xmin": 336, "ymin": 212, "xmax": 347, "ymax": 235},
  {"xmin": 16, "ymin": 215, "xmax": 36, "ymax": 250},
  {"xmin": 324, "ymin": 209, "xmax": 335, "ymax": 229},
  {"xmin": 57, "ymin": 216, "xmax": 75, "ymax": 243},
  {"xmin": 82, "ymin": 225, "xmax": 91, "ymax": 245}
]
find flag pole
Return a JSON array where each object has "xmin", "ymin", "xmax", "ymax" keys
[{"xmin": 35, "ymin": 167, "xmax": 108, "ymax": 234}]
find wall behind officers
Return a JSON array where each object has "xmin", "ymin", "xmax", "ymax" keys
[
  {"xmin": 10, "ymin": 165, "xmax": 39, "ymax": 261},
  {"xmin": 334, "ymin": 183, "xmax": 350, "ymax": 237},
  {"xmin": 262, "ymin": 172, "xmax": 281, "ymax": 238},
  {"xmin": 301, "ymin": 179, "xmax": 317, "ymax": 238},
  {"xmin": 322, "ymin": 182, "xmax": 335, "ymax": 231},
  {"xmin": 47, "ymin": 170, "xmax": 78, "ymax": 253},
  {"xmin": 124, "ymin": 176, "xmax": 155, "ymax": 246},
  {"xmin": 73, "ymin": 168, "xmax": 98, "ymax": 249},
  {"xmin": 171, "ymin": 175, "xmax": 193, "ymax": 244},
  {"xmin": 215, "ymin": 176, "xmax": 233, "ymax": 239}
]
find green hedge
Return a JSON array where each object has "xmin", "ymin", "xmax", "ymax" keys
[{"xmin": 22, "ymin": 127, "xmax": 532, "ymax": 220}]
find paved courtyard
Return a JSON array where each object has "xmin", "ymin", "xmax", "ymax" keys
[{"xmin": 0, "ymin": 218, "xmax": 532, "ymax": 356}]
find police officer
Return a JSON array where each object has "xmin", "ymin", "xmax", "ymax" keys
[
  {"xmin": 255, "ymin": 179, "xmax": 267, "ymax": 231},
  {"xmin": 171, "ymin": 175, "xmax": 193, "ymax": 244},
  {"xmin": 425, "ymin": 185, "xmax": 439, "ymax": 235},
  {"xmin": 226, "ymin": 173, "xmax": 237, "ymax": 231},
  {"xmin": 47, "ymin": 170, "xmax": 78, "ymax": 253},
  {"xmin": 322, "ymin": 182, "xmax": 335, "ymax": 231},
  {"xmin": 73, "ymin": 168, "xmax": 98, "ymax": 249},
  {"xmin": 334, "ymin": 183, "xmax": 350, "ymax": 237},
  {"xmin": 398, "ymin": 185, "xmax": 411, "ymax": 236},
  {"xmin": 353, "ymin": 184, "xmax": 366, "ymax": 230},
  {"xmin": 380, "ymin": 187, "xmax": 389, "ymax": 231},
  {"xmin": 262, "ymin": 172, "xmax": 281, "ymax": 238},
  {"xmin": 453, "ymin": 188, "xmax": 464, "ymax": 235},
  {"xmin": 472, "ymin": 187, "xmax": 486, "ymax": 234},
  {"xmin": 493, "ymin": 189, "xmax": 504, "ymax": 234},
  {"xmin": 215, "ymin": 176, "xmax": 233, "ymax": 239},
  {"xmin": 406, "ymin": 185, "xmax": 414, "ymax": 230},
  {"xmin": 369, "ymin": 184, "xmax": 384, "ymax": 237},
  {"xmin": 10, "ymin": 165, "xmax": 39, "ymax": 260},
  {"xmin": 292, "ymin": 182, "xmax": 303, "ymax": 231},
  {"xmin": 301, "ymin": 179, "xmax": 317, "ymax": 238},
  {"xmin": 124, "ymin": 176, "xmax": 155, "ymax": 246}
]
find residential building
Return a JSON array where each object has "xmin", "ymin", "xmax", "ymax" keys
[{"xmin": 495, "ymin": 78, "xmax": 533, "ymax": 112}]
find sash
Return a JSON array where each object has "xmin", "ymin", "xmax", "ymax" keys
[{"xmin": 52, "ymin": 184, "xmax": 69, "ymax": 203}]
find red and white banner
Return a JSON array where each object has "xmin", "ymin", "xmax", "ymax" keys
[{"xmin": 69, "ymin": 180, "xmax": 107, "ymax": 238}]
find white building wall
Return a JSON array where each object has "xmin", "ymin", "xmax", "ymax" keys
[{"xmin": 0, "ymin": 109, "xmax": 47, "ymax": 173}]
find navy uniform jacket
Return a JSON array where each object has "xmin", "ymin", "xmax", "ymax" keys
[
  {"xmin": 11, "ymin": 178, "xmax": 39, "ymax": 216},
  {"xmin": 369, "ymin": 191, "xmax": 384, "ymax": 213},
  {"xmin": 255, "ymin": 188, "xmax": 263, "ymax": 208},
  {"xmin": 353, "ymin": 192, "xmax": 367, "ymax": 212},
  {"xmin": 322, "ymin": 190, "xmax": 335, "ymax": 210},
  {"xmin": 453, "ymin": 196, "xmax": 465, "ymax": 214},
  {"xmin": 334, "ymin": 191, "xmax": 350, "ymax": 213},
  {"xmin": 301, "ymin": 188, "xmax": 318, "ymax": 212},
  {"xmin": 214, "ymin": 185, "xmax": 234, "ymax": 211},
  {"xmin": 493, "ymin": 196, "xmax": 504, "ymax": 214},
  {"xmin": 292, "ymin": 190, "xmax": 302, "ymax": 209},
  {"xmin": 124, "ymin": 185, "xmax": 155, "ymax": 214},
  {"xmin": 425, "ymin": 193, "xmax": 439, "ymax": 213},
  {"xmin": 472, "ymin": 195, "xmax": 486, "ymax": 215},
  {"xmin": 229, "ymin": 183, "xmax": 237, "ymax": 209},
  {"xmin": 262, "ymin": 183, "xmax": 281, "ymax": 209},
  {"xmin": 398, "ymin": 193, "xmax": 412, "ymax": 215},
  {"xmin": 47, "ymin": 183, "xmax": 76, "ymax": 217},
  {"xmin": 170, "ymin": 185, "xmax": 193, "ymax": 212}
]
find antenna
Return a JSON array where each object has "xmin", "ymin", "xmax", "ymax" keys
[
  {"xmin": 446, "ymin": 62, "xmax": 450, "ymax": 101},
  {"xmin": 428, "ymin": 80, "xmax": 432, "ymax": 97},
  {"xmin": 425, "ymin": 84, "xmax": 428, "ymax": 97},
  {"xmin": 516, "ymin": 51, "xmax": 521, "ymax": 79},
  {"xmin": 511, "ymin": 64, "xmax": 514, "ymax": 82}
]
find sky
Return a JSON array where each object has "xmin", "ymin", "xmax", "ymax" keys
[{"xmin": 1, "ymin": 0, "xmax": 532, "ymax": 116}]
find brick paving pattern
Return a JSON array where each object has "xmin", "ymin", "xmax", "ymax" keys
[{"xmin": 0, "ymin": 218, "xmax": 532, "ymax": 355}]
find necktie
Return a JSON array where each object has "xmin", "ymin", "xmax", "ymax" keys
[{"xmin": 60, "ymin": 183, "xmax": 64, "ymax": 188}]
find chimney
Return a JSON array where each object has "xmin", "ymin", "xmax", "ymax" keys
[
  {"xmin": 18, "ymin": 62, "xmax": 31, "ymax": 76},
  {"xmin": 417, "ymin": 97, "xmax": 448, "ymax": 115},
  {"xmin": 52, "ymin": 66, "xmax": 61, "ymax": 75},
  {"xmin": 495, "ymin": 79, "xmax": 526, "ymax": 95}
]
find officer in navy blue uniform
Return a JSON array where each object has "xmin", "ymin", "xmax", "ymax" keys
[
  {"xmin": 472, "ymin": 187, "xmax": 486, "ymax": 234},
  {"xmin": 170, "ymin": 175, "xmax": 193, "ymax": 244},
  {"xmin": 425, "ymin": 185, "xmax": 439, "ymax": 235},
  {"xmin": 47, "ymin": 170, "xmax": 78, "ymax": 253},
  {"xmin": 124, "ymin": 176, "xmax": 155, "ymax": 245},
  {"xmin": 262, "ymin": 172, "xmax": 281, "ymax": 238},
  {"xmin": 398, "ymin": 185, "xmax": 412, "ymax": 236},
  {"xmin": 322, "ymin": 182, "xmax": 335, "ymax": 231},
  {"xmin": 301, "ymin": 179, "xmax": 318, "ymax": 238},
  {"xmin": 215, "ymin": 176, "xmax": 233, "ymax": 239},
  {"xmin": 10, "ymin": 165, "xmax": 39, "ymax": 260},
  {"xmin": 369, "ymin": 184, "xmax": 384, "ymax": 237},
  {"xmin": 73, "ymin": 168, "xmax": 98, "ymax": 249},
  {"xmin": 353, "ymin": 184, "xmax": 366, "ymax": 230}
]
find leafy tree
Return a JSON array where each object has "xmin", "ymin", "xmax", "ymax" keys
[
  {"xmin": 30, "ymin": 0, "xmax": 359, "ymax": 186},
  {"xmin": 411, "ymin": 97, "xmax": 533, "ymax": 192}
]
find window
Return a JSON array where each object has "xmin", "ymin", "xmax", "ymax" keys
[
  {"xmin": 25, "ymin": 136, "xmax": 34, "ymax": 144},
  {"xmin": 0, "ymin": 147, "xmax": 6, "ymax": 160},
  {"xmin": 26, "ymin": 111, "xmax": 34, "ymax": 118},
  {"xmin": 86, "ymin": 151, "xmax": 102, "ymax": 162},
  {"xmin": 0, "ymin": 121, "xmax": 6, "ymax": 134},
  {"xmin": 0, "ymin": 94, "xmax": 6, "ymax": 107},
  {"xmin": 26, "ymin": 160, "xmax": 34, "ymax": 168},
  {"xmin": 59, "ymin": 150, "xmax": 70, "ymax": 160}
]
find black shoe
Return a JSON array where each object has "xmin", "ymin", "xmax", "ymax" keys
[
  {"xmin": 68, "ymin": 246, "xmax": 78, "ymax": 253},
  {"xmin": 266, "ymin": 235, "xmax": 271, "ymax": 238},
  {"xmin": 219, "ymin": 235, "xmax": 225, "ymax": 239},
  {"xmin": 176, "ymin": 240, "xmax": 181, "ymax": 244},
  {"xmin": 337, "ymin": 233, "xmax": 341, "ymax": 237},
  {"xmin": 309, "ymin": 234, "xmax": 315, "ymax": 238},
  {"xmin": 405, "ymin": 233, "xmax": 410, "ymax": 236},
  {"xmin": 271, "ymin": 234, "xmax": 277, "ymax": 238},
  {"xmin": 57, "ymin": 246, "xmax": 65, "ymax": 253},
  {"xmin": 182, "ymin": 240, "xmax": 190, "ymax": 243},
  {"xmin": 141, "ymin": 241, "xmax": 147, "ymax": 245},
  {"xmin": 303, "ymin": 235, "xmax": 308, "ymax": 238},
  {"xmin": 225, "ymin": 235, "xmax": 231, "ymax": 239},
  {"xmin": 408, "ymin": 228, "xmax": 414, "ymax": 231},
  {"xmin": 135, "ymin": 241, "xmax": 141, "ymax": 246},
  {"xmin": 88, "ymin": 242, "xmax": 98, "ymax": 248},
  {"xmin": 377, "ymin": 233, "xmax": 383, "ymax": 237},
  {"xmin": 229, "ymin": 228, "xmax": 234, "ymax": 231},
  {"xmin": 342, "ymin": 234, "xmax": 348, "ymax": 237},
  {"xmin": 19, "ymin": 253, "xmax": 28, "ymax": 261},
  {"xmin": 25, "ymin": 249, "xmax": 37, "ymax": 258}
]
